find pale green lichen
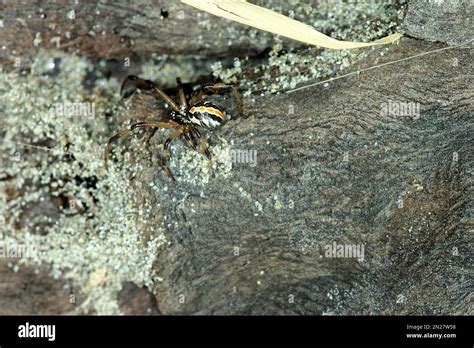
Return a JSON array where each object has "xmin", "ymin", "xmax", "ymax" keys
[
  {"xmin": 141, "ymin": 54, "xmax": 216, "ymax": 87},
  {"xmin": 0, "ymin": 50, "xmax": 166, "ymax": 314},
  {"xmin": 169, "ymin": 140, "xmax": 233, "ymax": 186},
  {"xmin": 0, "ymin": 48, "xmax": 237, "ymax": 314},
  {"xmin": 211, "ymin": 0, "xmax": 402, "ymax": 95},
  {"xmin": 0, "ymin": 0, "xmax": 403, "ymax": 314}
]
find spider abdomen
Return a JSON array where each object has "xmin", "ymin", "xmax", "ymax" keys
[{"xmin": 189, "ymin": 101, "xmax": 227, "ymax": 129}]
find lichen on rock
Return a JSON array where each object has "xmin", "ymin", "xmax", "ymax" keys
[{"xmin": 0, "ymin": 50, "xmax": 166, "ymax": 314}]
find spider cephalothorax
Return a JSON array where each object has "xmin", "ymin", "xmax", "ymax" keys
[{"xmin": 104, "ymin": 75, "xmax": 240, "ymax": 180}]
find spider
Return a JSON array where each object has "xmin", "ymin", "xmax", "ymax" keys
[{"xmin": 104, "ymin": 75, "xmax": 241, "ymax": 180}]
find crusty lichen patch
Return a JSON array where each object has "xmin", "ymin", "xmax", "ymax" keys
[
  {"xmin": 0, "ymin": 0, "xmax": 405, "ymax": 315},
  {"xmin": 167, "ymin": 137, "xmax": 233, "ymax": 186},
  {"xmin": 0, "ymin": 50, "xmax": 166, "ymax": 314},
  {"xmin": 211, "ymin": 0, "xmax": 402, "ymax": 94}
]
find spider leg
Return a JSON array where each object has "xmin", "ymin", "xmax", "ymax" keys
[
  {"xmin": 176, "ymin": 77, "xmax": 188, "ymax": 110},
  {"xmin": 121, "ymin": 75, "xmax": 180, "ymax": 112},
  {"xmin": 160, "ymin": 129, "xmax": 183, "ymax": 181},
  {"xmin": 190, "ymin": 84, "xmax": 205, "ymax": 105},
  {"xmin": 182, "ymin": 130, "xmax": 198, "ymax": 151},
  {"xmin": 192, "ymin": 82, "xmax": 243, "ymax": 115},
  {"xmin": 131, "ymin": 119, "xmax": 180, "ymax": 131},
  {"xmin": 192, "ymin": 128, "xmax": 212, "ymax": 161},
  {"xmin": 104, "ymin": 127, "xmax": 134, "ymax": 171},
  {"xmin": 182, "ymin": 128, "xmax": 212, "ymax": 172},
  {"xmin": 104, "ymin": 120, "xmax": 180, "ymax": 171}
]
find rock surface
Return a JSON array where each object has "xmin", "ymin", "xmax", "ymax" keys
[
  {"xmin": 0, "ymin": 0, "xmax": 276, "ymax": 67},
  {"xmin": 0, "ymin": 260, "xmax": 78, "ymax": 314},
  {"xmin": 402, "ymin": 0, "xmax": 473, "ymax": 45},
  {"xmin": 0, "ymin": 0, "xmax": 472, "ymax": 315},
  {"xmin": 149, "ymin": 38, "xmax": 473, "ymax": 314}
]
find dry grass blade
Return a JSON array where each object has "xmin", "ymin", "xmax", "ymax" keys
[{"xmin": 181, "ymin": 0, "xmax": 402, "ymax": 49}]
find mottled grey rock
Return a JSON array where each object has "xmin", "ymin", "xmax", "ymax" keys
[
  {"xmin": 117, "ymin": 282, "xmax": 160, "ymax": 315},
  {"xmin": 148, "ymin": 38, "xmax": 473, "ymax": 314},
  {"xmin": 0, "ymin": 0, "xmax": 275, "ymax": 67},
  {"xmin": 402, "ymin": 0, "xmax": 473, "ymax": 45},
  {"xmin": 1, "ymin": 0, "xmax": 472, "ymax": 316},
  {"xmin": 0, "ymin": 260, "xmax": 79, "ymax": 314}
]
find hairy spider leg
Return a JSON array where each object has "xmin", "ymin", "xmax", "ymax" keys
[
  {"xmin": 182, "ymin": 130, "xmax": 198, "ymax": 151},
  {"xmin": 130, "ymin": 119, "xmax": 181, "ymax": 131},
  {"xmin": 135, "ymin": 121, "xmax": 195, "ymax": 180},
  {"xmin": 194, "ymin": 83, "xmax": 243, "ymax": 115},
  {"xmin": 190, "ymin": 84, "xmax": 205, "ymax": 106},
  {"xmin": 192, "ymin": 127, "xmax": 212, "ymax": 161},
  {"xmin": 178, "ymin": 126, "xmax": 213, "ymax": 168},
  {"xmin": 176, "ymin": 77, "xmax": 188, "ymax": 110},
  {"xmin": 104, "ymin": 120, "xmax": 180, "ymax": 171},
  {"xmin": 121, "ymin": 75, "xmax": 180, "ymax": 112},
  {"xmin": 161, "ymin": 129, "xmax": 184, "ymax": 181}
]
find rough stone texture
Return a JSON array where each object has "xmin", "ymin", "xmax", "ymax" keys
[
  {"xmin": 402, "ymin": 0, "xmax": 473, "ymax": 45},
  {"xmin": 0, "ymin": 0, "xmax": 472, "ymax": 315},
  {"xmin": 117, "ymin": 282, "xmax": 160, "ymax": 315},
  {"xmin": 149, "ymin": 38, "xmax": 473, "ymax": 314},
  {"xmin": 0, "ymin": 0, "xmax": 275, "ymax": 67},
  {"xmin": 0, "ymin": 259, "xmax": 79, "ymax": 314}
]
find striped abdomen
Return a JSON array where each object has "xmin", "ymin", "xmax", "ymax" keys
[{"xmin": 188, "ymin": 101, "xmax": 227, "ymax": 128}]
